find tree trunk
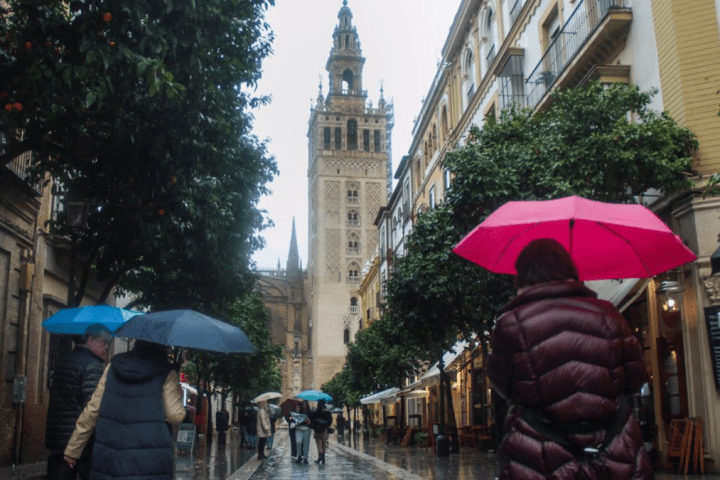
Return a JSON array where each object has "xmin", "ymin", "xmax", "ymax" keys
[{"xmin": 443, "ymin": 370, "xmax": 460, "ymax": 453}]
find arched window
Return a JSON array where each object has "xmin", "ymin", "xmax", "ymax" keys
[
  {"xmin": 347, "ymin": 210, "xmax": 359, "ymax": 227},
  {"xmin": 432, "ymin": 124, "xmax": 438, "ymax": 151},
  {"xmin": 441, "ymin": 105, "xmax": 449, "ymax": 139},
  {"xmin": 484, "ymin": 9, "xmax": 496, "ymax": 69},
  {"xmin": 347, "ymin": 232, "xmax": 360, "ymax": 254},
  {"xmin": 463, "ymin": 48, "xmax": 476, "ymax": 107},
  {"xmin": 344, "ymin": 328, "xmax": 350, "ymax": 344},
  {"xmin": 350, "ymin": 297, "xmax": 359, "ymax": 314},
  {"xmin": 342, "ymin": 69, "xmax": 354, "ymax": 92},
  {"xmin": 347, "ymin": 262, "xmax": 361, "ymax": 283},
  {"xmin": 346, "ymin": 187, "xmax": 359, "ymax": 203},
  {"xmin": 347, "ymin": 119, "xmax": 358, "ymax": 150}
]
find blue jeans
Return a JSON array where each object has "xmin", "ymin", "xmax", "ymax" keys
[{"xmin": 296, "ymin": 427, "xmax": 312, "ymax": 458}]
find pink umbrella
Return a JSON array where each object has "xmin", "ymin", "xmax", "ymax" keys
[{"xmin": 452, "ymin": 196, "xmax": 697, "ymax": 281}]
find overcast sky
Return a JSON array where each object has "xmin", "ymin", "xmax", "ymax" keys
[{"xmin": 251, "ymin": 0, "xmax": 461, "ymax": 270}]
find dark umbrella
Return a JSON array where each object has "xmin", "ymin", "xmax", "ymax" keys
[
  {"xmin": 115, "ymin": 309, "xmax": 255, "ymax": 353},
  {"xmin": 280, "ymin": 398, "xmax": 301, "ymax": 417}
]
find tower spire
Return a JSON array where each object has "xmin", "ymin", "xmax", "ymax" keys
[{"xmin": 287, "ymin": 218, "xmax": 300, "ymax": 274}]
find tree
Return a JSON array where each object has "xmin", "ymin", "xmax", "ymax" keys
[
  {"xmin": 0, "ymin": 0, "xmax": 277, "ymax": 308},
  {"xmin": 385, "ymin": 83, "xmax": 696, "ymax": 447},
  {"xmin": 389, "ymin": 82, "xmax": 696, "ymax": 367}
]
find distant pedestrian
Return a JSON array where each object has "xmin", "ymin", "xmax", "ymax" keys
[
  {"xmin": 239, "ymin": 406, "xmax": 251, "ymax": 448},
  {"xmin": 64, "ymin": 340, "xmax": 186, "ymax": 480},
  {"xmin": 45, "ymin": 324, "xmax": 110, "ymax": 480},
  {"xmin": 286, "ymin": 403, "xmax": 301, "ymax": 460},
  {"xmin": 248, "ymin": 407, "xmax": 258, "ymax": 448},
  {"xmin": 488, "ymin": 238, "xmax": 651, "ymax": 480},
  {"xmin": 310, "ymin": 399, "xmax": 332, "ymax": 465},
  {"xmin": 256, "ymin": 401, "xmax": 271, "ymax": 460},
  {"xmin": 336, "ymin": 413, "xmax": 347, "ymax": 436},
  {"xmin": 293, "ymin": 400, "xmax": 312, "ymax": 464},
  {"xmin": 266, "ymin": 413, "xmax": 277, "ymax": 449},
  {"xmin": 215, "ymin": 407, "xmax": 230, "ymax": 445}
]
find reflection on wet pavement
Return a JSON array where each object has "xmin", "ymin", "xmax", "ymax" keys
[{"xmin": 175, "ymin": 432, "xmax": 257, "ymax": 480}]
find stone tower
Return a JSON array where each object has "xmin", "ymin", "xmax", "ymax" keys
[{"xmin": 307, "ymin": 0, "xmax": 393, "ymax": 389}]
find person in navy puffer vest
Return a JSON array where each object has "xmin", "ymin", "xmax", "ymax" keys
[{"xmin": 64, "ymin": 340, "xmax": 186, "ymax": 480}]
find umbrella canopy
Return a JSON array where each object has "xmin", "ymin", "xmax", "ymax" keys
[
  {"xmin": 254, "ymin": 392, "xmax": 282, "ymax": 403},
  {"xmin": 330, "ymin": 408, "xmax": 343, "ymax": 414},
  {"xmin": 267, "ymin": 403, "xmax": 282, "ymax": 419},
  {"xmin": 42, "ymin": 305, "xmax": 142, "ymax": 335},
  {"xmin": 280, "ymin": 398, "xmax": 301, "ymax": 417},
  {"xmin": 115, "ymin": 309, "xmax": 255, "ymax": 353},
  {"xmin": 297, "ymin": 390, "xmax": 332, "ymax": 402},
  {"xmin": 453, "ymin": 196, "xmax": 697, "ymax": 281}
]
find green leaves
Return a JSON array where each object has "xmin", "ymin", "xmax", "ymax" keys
[{"xmin": 1, "ymin": 0, "xmax": 277, "ymax": 311}]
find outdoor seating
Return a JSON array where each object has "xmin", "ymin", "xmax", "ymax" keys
[{"xmin": 459, "ymin": 426, "xmax": 476, "ymax": 448}]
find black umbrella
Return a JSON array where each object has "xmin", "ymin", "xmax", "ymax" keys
[{"xmin": 115, "ymin": 309, "xmax": 256, "ymax": 353}]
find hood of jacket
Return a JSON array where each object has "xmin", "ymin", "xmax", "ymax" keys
[
  {"xmin": 110, "ymin": 351, "xmax": 171, "ymax": 384},
  {"xmin": 498, "ymin": 280, "xmax": 598, "ymax": 314}
]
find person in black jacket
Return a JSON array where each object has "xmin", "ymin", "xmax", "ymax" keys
[
  {"xmin": 64, "ymin": 340, "xmax": 186, "ymax": 480},
  {"xmin": 310, "ymin": 400, "xmax": 333, "ymax": 465},
  {"xmin": 45, "ymin": 325, "xmax": 110, "ymax": 480}
]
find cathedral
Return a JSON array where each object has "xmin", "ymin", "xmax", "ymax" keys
[{"xmin": 259, "ymin": 0, "xmax": 393, "ymax": 395}]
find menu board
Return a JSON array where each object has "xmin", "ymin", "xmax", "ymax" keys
[{"xmin": 703, "ymin": 306, "xmax": 720, "ymax": 391}]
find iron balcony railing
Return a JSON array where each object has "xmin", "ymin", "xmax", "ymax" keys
[
  {"xmin": 510, "ymin": 0, "xmax": 525, "ymax": 25},
  {"xmin": 486, "ymin": 44, "xmax": 496, "ymax": 68},
  {"xmin": 1, "ymin": 132, "xmax": 43, "ymax": 195},
  {"xmin": 525, "ymin": 0, "xmax": 622, "ymax": 108}
]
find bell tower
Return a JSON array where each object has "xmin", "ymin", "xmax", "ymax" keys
[{"xmin": 307, "ymin": 0, "xmax": 393, "ymax": 389}]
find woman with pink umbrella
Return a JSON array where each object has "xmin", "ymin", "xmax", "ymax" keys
[{"xmin": 485, "ymin": 239, "xmax": 652, "ymax": 479}]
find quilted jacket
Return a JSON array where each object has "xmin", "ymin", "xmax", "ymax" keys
[
  {"xmin": 488, "ymin": 281, "xmax": 652, "ymax": 480},
  {"xmin": 45, "ymin": 346, "xmax": 104, "ymax": 452}
]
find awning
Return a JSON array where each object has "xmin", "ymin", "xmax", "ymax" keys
[
  {"xmin": 180, "ymin": 382, "xmax": 197, "ymax": 395},
  {"xmin": 380, "ymin": 381, "xmax": 428, "ymax": 405},
  {"xmin": 420, "ymin": 340, "xmax": 468, "ymax": 387},
  {"xmin": 360, "ymin": 387, "xmax": 399, "ymax": 405},
  {"xmin": 585, "ymin": 278, "xmax": 640, "ymax": 306}
]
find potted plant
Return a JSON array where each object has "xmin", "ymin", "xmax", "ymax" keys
[{"xmin": 413, "ymin": 431, "xmax": 429, "ymax": 447}]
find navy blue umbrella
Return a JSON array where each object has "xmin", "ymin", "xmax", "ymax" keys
[{"xmin": 115, "ymin": 309, "xmax": 255, "ymax": 354}]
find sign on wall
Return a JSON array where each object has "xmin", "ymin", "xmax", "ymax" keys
[{"xmin": 703, "ymin": 306, "xmax": 720, "ymax": 391}]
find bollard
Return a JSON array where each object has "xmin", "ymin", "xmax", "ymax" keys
[{"xmin": 436, "ymin": 434, "xmax": 449, "ymax": 457}]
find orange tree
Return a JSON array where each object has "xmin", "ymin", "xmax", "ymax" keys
[{"xmin": 0, "ymin": 0, "xmax": 277, "ymax": 310}]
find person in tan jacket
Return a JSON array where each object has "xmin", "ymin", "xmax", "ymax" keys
[
  {"xmin": 256, "ymin": 401, "xmax": 271, "ymax": 460},
  {"xmin": 64, "ymin": 340, "xmax": 186, "ymax": 480}
]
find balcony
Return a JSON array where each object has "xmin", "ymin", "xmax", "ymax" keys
[
  {"xmin": 486, "ymin": 44, "xmax": 496, "ymax": 68},
  {"xmin": 509, "ymin": 0, "xmax": 525, "ymax": 26},
  {"xmin": 347, "ymin": 247, "xmax": 359, "ymax": 255},
  {"xmin": 526, "ymin": 0, "xmax": 632, "ymax": 110},
  {"xmin": 350, "ymin": 306, "xmax": 359, "ymax": 314},
  {"xmin": 346, "ymin": 196, "xmax": 360, "ymax": 204},
  {"xmin": 347, "ymin": 220, "xmax": 360, "ymax": 227},
  {"xmin": 347, "ymin": 276, "xmax": 360, "ymax": 284}
]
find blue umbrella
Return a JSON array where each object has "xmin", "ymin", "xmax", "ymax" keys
[
  {"xmin": 297, "ymin": 390, "xmax": 332, "ymax": 402},
  {"xmin": 115, "ymin": 309, "xmax": 256, "ymax": 354},
  {"xmin": 42, "ymin": 305, "xmax": 142, "ymax": 335}
]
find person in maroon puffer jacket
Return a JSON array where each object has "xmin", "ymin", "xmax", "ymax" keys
[{"xmin": 488, "ymin": 238, "xmax": 653, "ymax": 480}]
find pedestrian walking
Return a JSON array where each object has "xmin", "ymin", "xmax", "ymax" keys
[
  {"xmin": 286, "ymin": 403, "xmax": 300, "ymax": 460},
  {"xmin": 239, "ymin": 405, "xmax": 251, "ymax": 448},
  {"xmin": 293, "ymin": 401, "xmax": 312, "ymax": 464},
  {"xmin": 256, "ymin": 401, "xmax": 271, "ymax": 460},
  {"xmin": 266, "ymin": 413, "xmax": 276, "ymax": 449},
  {"xmin": 215, "ymin": 407, "xmax": 230, "ymax": 445},
  {"xmin": 248, "ymin": 407, "xmax": 258, "ymax": 449},
  {"xmin": 310, "ymin": 399, "xmax": 333, "ymax": 465},
  {"xmin": 336, "ymin": 413, "xmax": 346, "ymax": 436},
  {"xmin": 487, "ymin": 238, "xmax": 652, "ymax": 480},
  {"xmin": 45, "ymin": 325, "xmax": 110, "ymax": 480},
  {"xmin": 63, "ymin": 340, "xmax": 186, "ymax": 480}
]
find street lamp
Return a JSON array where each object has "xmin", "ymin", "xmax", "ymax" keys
[
  {"xmin": 65, "ymin": 198, "xmax": 89, "ymax": 308},
  {"xmin": 657, "ymin": 280, "xmax": 684, "ymax": 313}
]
